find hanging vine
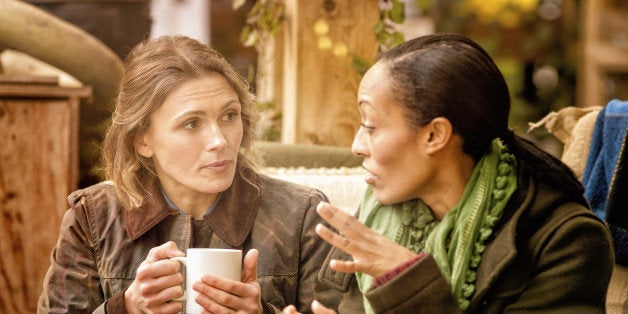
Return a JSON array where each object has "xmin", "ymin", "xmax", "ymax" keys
[
  {"xmin": 351, "ymin": 0, "xmax": 406, "ymax": 76},
  {"xmin": 231, "ymin": 0, "xmax": 285, "ymax": 50},
  {"xmin": 230, "ymin": 0, "xmax": 408, "ymax": 140}
]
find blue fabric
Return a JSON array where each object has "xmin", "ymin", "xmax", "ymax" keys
[
  {"xmin": 161, "ymin": 189, "xmax": 222, "ymax": 217},
  {"xmin": 582, "ymin": 99, "xmax": 628, "ymax": 265},
  {"xmin": 582, "ymin": 99, "xmax": 628, "ymax": 220}
]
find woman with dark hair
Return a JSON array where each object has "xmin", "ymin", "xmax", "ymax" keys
[
  {"xmin": 38, "ymin": 35, "xmax": 337, "ymax": 313},
  {"xmin": 285, "ymin": 33, "xmax": 614, "ymax": 313}
]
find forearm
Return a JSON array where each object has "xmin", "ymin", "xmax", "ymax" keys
[{"xmin": 365, "ymin": 254, "xmax": 460, "ymax": 314}]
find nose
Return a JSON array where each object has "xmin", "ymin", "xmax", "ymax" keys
[
  {"xmin": 351, "ymin": 127, "xmax": 368, "ymax": 157},
  {"xmin": 205, "ymin": 124, "xmax": 227, "ymax": 151}
]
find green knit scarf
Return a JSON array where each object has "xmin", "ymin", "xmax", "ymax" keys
[{"xmin": 356, "ymin": 139, "xmax": 517, "ymax": 312}]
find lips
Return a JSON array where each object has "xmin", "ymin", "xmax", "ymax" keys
[
  {"xmin": 362, "ymin": 164, "xmax": 377, "ymax": 185},
  {"xmin": 202, "ymin": 160, "xmax": 232, "ymax": 172}
]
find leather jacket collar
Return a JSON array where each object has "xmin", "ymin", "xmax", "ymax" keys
[{"xmin": 124, "ymin": 170, "xmax": 262, "ymax": 247}]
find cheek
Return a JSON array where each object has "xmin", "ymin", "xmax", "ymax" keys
[
  {"xmin": 371, "ymin": 136, "xmax": 407, "ymax": 169},
  {"xmin": 154, "ymin": 136, "xmax": 202, "ymax": 165}
]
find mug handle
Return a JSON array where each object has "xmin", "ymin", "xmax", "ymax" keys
[{"xmin": 170, "ymin": 256, "xmax": 187, "ymax": 301}]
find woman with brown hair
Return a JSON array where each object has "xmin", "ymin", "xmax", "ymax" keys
[{"xmin": 38, "ymin": 35, "xmax": 337, "ymax": 313}]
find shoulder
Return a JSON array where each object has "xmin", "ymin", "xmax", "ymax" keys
[
  {"xmin": 67, "ymin": 181, "xmax": 117, "ymax": 208},
  {"xmin": 258, "ymin": 174, "xmax": 329, "ymax": 209},
  {"xmin": 66, "ymin": 181, "xmax": 123, "ymax": 225},
  {"xmin": 511, "ymin": 172, "xmax": 612, "ymax": 259},
  {"xmin": 254, "ymin": 174, "xmax": 329, "ymax": 231}
]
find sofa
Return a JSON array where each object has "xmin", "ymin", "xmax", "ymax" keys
[{"xmin": 255, "ymin": 141, "xmax": 366, "ymax": 214}]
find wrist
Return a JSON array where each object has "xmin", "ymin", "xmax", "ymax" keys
[
  {"xmin": 373, "ymin": 252, "xmax": 426, "ymax": 287},
  {"xmin": 123, "ymin": 288, "xmax": 142, "ymax": 314}
]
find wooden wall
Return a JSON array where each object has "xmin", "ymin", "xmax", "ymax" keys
[
  {"xmin": 0, "ymin": 78, "xmax": 90, "ymax": 313},
  {"xmin": 579, "ymin": 0, "xmax": 628, "ymax": 107},
  {"xmin": 275, "ymin": 0, "xmax": 379, "ymax": 146}
]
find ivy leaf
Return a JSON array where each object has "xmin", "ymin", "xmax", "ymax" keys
[
  {"xmin": 232, "ymin": 0, "xmax": 247, "ymax": 11},
  {"xmin": 389, "ymin": 0, "xmax": 406, "ymax": 24},
  {"xmin": 241, "ymin": 27, "xmax": 259, "ymax": 47},
  {"xmin": 390, "ymin": 31, "xmax": 405, "ymax": 48},
  {"xmin": 373, "ymin": 20, "xmax": 385, "ymax": 35},
  {"xmin": 351, "ymin": 55, "xmax": 374, "ymax": 77}
]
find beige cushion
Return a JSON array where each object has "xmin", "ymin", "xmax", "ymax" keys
[
  {"xmin": 261, "ymin": 166, "xmax": 367, "ymax": 214},
  {"xmin": 529, "ymin": 106, "xmax": 602, "ymax": 180},
  {"xmin": 255, "ymin": 141, "xmax": 361, "ymax": 169},
  {"xmin": 606, "ymin": 265, "xmax": 628, "ymax": 314}
]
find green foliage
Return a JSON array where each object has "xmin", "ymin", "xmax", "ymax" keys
[
  {"xmin": 374, "ymin": 0, "xmax": 406, "ymax": 52},
  {"xmin": 350, "ymin": 55, "xmax": 374, "ymax": 77},
  {"xmin": 233, "ymin": 0, "xmax": 285, "ymax": 48},
  {"xmin": 254, "ymin": 101, "xmax": 282, "ymax": 141}
]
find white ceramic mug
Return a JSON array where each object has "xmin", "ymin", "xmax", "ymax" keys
[{"xmin": 172, "ymin": 248, "xmax": 242, "ymax": 313}]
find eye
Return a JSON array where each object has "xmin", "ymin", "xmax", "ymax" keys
[
  {"xmin": 183, "ymin": 119, "xmax": 200, "ymax": 129},
  {"xmin": 223, "ymin": 110, "xmax": 240, "ymax": 122},
  {"xmin": 360, "ymin": 122, "xmax": 375, "ymax": 132}
]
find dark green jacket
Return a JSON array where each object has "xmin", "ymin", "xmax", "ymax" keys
[
  {"xmin": 38, "ymin": 171, "xmax": 338, "ymax": 313},
  {"xmin": 319, "ymin": 166, "xmax": 614, "ymax": 313}
]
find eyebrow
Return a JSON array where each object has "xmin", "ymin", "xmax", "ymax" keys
[{"xmin": 172, "ymin": 100, "xmax": 240, "ymax": 121}]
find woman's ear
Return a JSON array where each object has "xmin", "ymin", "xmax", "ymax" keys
[
  {"xmin": 134, "ymin": 133, "xmax": 153, "ymax": 158},
  {"xmin": 424, "ymin": 117, "xmax": 453, "ymax": 154}
]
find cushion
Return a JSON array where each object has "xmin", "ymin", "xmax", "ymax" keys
[{"xmin": 261, "ymin": 166, "xmax": 367, "ymax": 214}]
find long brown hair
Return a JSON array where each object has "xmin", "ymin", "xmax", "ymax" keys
[{"xmin": 102, "ymin": 35, "xmax": 261, "ymax": 209}]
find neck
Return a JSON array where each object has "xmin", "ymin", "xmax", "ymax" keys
[
  {"xmin": 423, "ymin": 154, "xmax": 476, "ymax": 220},
  {"xmin": 161, "ymin": 184, "xmax": 218, "ymax": 219}
]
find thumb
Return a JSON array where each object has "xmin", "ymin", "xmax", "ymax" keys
[{"xmin": 241, "ymin": 248, "xmax": 258, "ymax": 283}]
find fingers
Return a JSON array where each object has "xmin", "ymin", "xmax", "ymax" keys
[
  {"xmin": 315, "ymin": 224, "xmax": 352, "ymax": 252},
  {"xmin": 242, "ymin": 249, "xmax": 259, "ymax": 283},
  {"xmin": 135, "ymin": 264, "xmax": 183, "ymax": 297},
  {"xmin": 329, "ymin": 258, "xmax": 359, "ymax": 273},
  {"xmin": 125, "ymin": 265, "xmax": 184, "ymax": 314},
  {"xmin": 193, "ymin": 283, "xmax": 239, "ymax": 313},
  {"xmin": 316, "ymin": 202, "xmax": 366, "ymax": 238},
  {"xmin": 313, "ymin": 301, "xmax": 336, "ymax": 314},
  {"xmin": 193, "ymin": 277, "xmax": 261, "ymax": 313},
  {"xmin": 312, "ymin": 300, "xmax": 337, "ymax": 314},
  {"xmin": 282, "ymin": 305, "xmax": 299, "ymax": 314},
  {"xmin": 196, "ymin": 276, "xmax": 257, "ymax": 300},
  {"xmin": 145, "ymin": 241, "xmax": 185, "ymax": 263},
  {"xmin": 282, "ymin": 301, "xmax": 336, "ymax": 314},
  {"xmin": 137, "ymin": 259, "xmax": 182, "ymax": 279}
]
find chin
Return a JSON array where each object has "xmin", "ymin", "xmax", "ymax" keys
[
  {"xmin": 198, "ymin": 175, "xmax": 235, "ymax": 194},
  {"xmin": 373, "ymin": 189, "xmax": 394, "ymax": 205},
  {"xmin": 373, "ymin": 188, "xmax": 410, "ymax": 206}
]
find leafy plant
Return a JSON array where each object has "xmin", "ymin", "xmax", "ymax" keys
[
  {"xmin": 232, "ymin": 0, "xmax": 285, "ymax": 49},
  {"xmin": 374, "ymin": 0, "xmax": 406, "ymax": 52},
  {"xmin": 350, "ymin": 0, "xmax": 406, "ymax": 76}
]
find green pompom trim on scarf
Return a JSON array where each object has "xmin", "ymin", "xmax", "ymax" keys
[{"xmin": 356, "ymin": 138, "xmax": 517, "ymax": 313}]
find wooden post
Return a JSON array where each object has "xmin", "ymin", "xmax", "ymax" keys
[
  {"xmin": 279, "ymin": 0, "xmax": 379, "ymax": 146},
  {"xmin": 578, "ymin": 0, "xmax": 628, "ymax": 107},
  {"xmin": 0, "ymin": 76, "xmax": 91, "ymax": 313}
]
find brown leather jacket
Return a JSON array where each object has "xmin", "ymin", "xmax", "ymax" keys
[
  {"xmin": 38, "ymin": 171, "xmax": 338, "ymax": 313},
  {"xmin": 319, "ymin": 166, "xmax": 614, "ymax": 313}
]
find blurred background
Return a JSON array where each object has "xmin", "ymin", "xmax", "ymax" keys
[
  {"xmin": 3, "ymin": 0, "xmax": 627, "ymax": 187},
  {"xmin": 1, "ymin": 1, "xmax": 627, "ymax": 312}
]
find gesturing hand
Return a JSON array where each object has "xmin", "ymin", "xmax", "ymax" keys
[
  {"xmin": 315, "ymin": 202, "xmax": 417, "ymax": 278},
  {"xmin": 124, "ymin": 241, "xmax": 186, "ymax": 314},
  {"xmin": 192, "ymin": 249, "xmax": 263, "ymax": 313},
  {"xmin": 283, "ymin": 300, "xmax": 336, "ymax": 314}
]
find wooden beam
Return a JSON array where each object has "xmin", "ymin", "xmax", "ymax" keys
[{"xmin": 279, "ymin": 0, "xmax": 378, "ymax": 146}]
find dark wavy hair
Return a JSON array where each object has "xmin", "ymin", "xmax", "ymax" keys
[{"xmin": 379, "ymin": 33, "xmax": 583, "ymax": 196}]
